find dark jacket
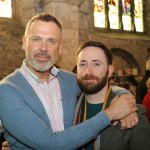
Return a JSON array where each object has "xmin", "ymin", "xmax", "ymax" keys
[
  {"xmin": 100, "ymin": 103, "xmax": 150, "ymax": 150},
  {"xmin": 75, "ymin": 87, "xmax": 150, "ymax": 150}
]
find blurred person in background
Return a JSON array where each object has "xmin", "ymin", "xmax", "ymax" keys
[
  {"xmin": 142, "ymin": 77, "xmax": 150, "ymax": 123},
  {"xmin": 136, "ymin": 59, "xmax": 150, "ymax": 104}
]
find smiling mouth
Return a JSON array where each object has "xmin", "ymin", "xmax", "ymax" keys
[
  {"xmin": 84, "ymin": 77, "xmax": 97, "ymax": 80},
  {"xmin": 35, "ymin": 56, "xmax": 50, "ymax": 62},
  {"xmin": 84, "ymin": 79, "xmax": 96, "ymax": 83}
]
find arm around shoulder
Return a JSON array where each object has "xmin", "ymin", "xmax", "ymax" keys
[{"xmin": 0, "ymin": 83, "xmax": 110, "ymax": 150}]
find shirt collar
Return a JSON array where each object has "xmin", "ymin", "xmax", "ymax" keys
[{"xmin": 51, "ymin": 65, "xmax": 59, "ymax": 77}]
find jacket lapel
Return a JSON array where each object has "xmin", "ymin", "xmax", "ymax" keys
[
  {"xmin": 8, "ymin": 70, "xmax": 50, "ymax": 125},
  {"xmin": 57, "ymin": 72, "xmax": 77, "ymax": 129}
]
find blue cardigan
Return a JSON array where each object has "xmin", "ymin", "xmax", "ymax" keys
[{"xmin": 0, "ymin": 69, "xmax": 110, "ymax": 150}]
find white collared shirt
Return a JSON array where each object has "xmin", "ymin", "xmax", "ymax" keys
[{"xmin": 19, "ymin": 59, "xmax": 64, "ymax": 132}]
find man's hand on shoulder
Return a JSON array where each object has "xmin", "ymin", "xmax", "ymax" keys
[
  {"xmin": 104, "ymin": 94, "xmax": 138, "ymax": 121},
  {"xmin": 113, "ymin": 112, "xmax": 139, "ymax": 129},
  {"xmin": 1, "ymin": 141, "xmax": 10, "ymax": 150}
]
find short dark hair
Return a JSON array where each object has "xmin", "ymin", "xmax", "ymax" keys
[
  {"xmin": 25, "ymin": 13, "xmax": 62, "ymax": 37},
  {"xmin": 77, "ymin": 40, "xmax": 113, "ymax": 65}
]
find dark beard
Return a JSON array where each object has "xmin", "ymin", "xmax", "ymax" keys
[{"xmin": 77, "ymin": 71, "xmax": 108, "ymax": 94}]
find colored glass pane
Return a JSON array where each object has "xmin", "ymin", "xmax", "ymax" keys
[
  {"xmin": 108, "ymin": 0, "xmax": 119, "ymax": 29},
  {"xmin": 94, "ymin": 0, "xmax": 105, "ymax": 28},
  {"xmin": 122, "ymin": 0, "xmax": 132, "ymax": 31},
  {"xmin": 134, "ymin": 0, "xmax": 143, "ymax": 32}
]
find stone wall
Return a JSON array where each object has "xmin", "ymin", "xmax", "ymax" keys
[{"xmin": 0, "ymin": 18, "xmax": 24, "ymax": 80}]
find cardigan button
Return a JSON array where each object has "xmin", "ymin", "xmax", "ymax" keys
[{"xmin": 43, "ymin": 110, "xmax": 47, "ymax": 114}]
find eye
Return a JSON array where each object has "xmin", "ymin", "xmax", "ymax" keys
[
  {"xmin": 47, "ymin": 39, "xmax": 56, "ymax": 45},
  {"xmin": 93, "ymin": 62, "xmax": 101, "ymax": 66},
  {"xmin": 31, "ymin": 37, "xmax": 41, "ymax": 42},
  {"xmin": 79, "ymin": 62, "xmax": 86, "ymax": 67}
]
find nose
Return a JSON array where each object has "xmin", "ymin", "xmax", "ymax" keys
[
  {"xmin": 85, "ymin": 65, "xmax": 93, "ymax": 74},
  {"xmin": 41, "ymin": 41, "xmax": 48, "ymax": 52}
]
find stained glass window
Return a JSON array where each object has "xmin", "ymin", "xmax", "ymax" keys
[
  {"xmin": 0, "ymin": 0, "xmax": 12, "ymax": 18},
  {"xmin": 94, "ymin": 0, "xmax": 144, "ymax": 32}
]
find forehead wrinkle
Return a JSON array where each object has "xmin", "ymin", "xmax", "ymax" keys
[{"xmin": 30, "ymin": 34, "xmax": 59, "ymax": 41}]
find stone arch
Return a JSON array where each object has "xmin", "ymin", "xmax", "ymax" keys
[{"xmin": 111, "ymin": 48, "xmax": 142, "ymax": 76}]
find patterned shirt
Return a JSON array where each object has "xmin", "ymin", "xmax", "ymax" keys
[{"xmin": 19, "ymin": 59, "xmax": 64, "ymax": 132}]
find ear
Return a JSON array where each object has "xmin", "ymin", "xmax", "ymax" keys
[
  {"xmin": 58, "ymin": 44, "xmax": 62, "ymax": 54},
  {"xmin": 108, "ymin": 65, "xmax": 114, "ymax": 78},
  {"xmin": 22, "ymin": 36, "xmax": 26, "ymax": 51}
]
